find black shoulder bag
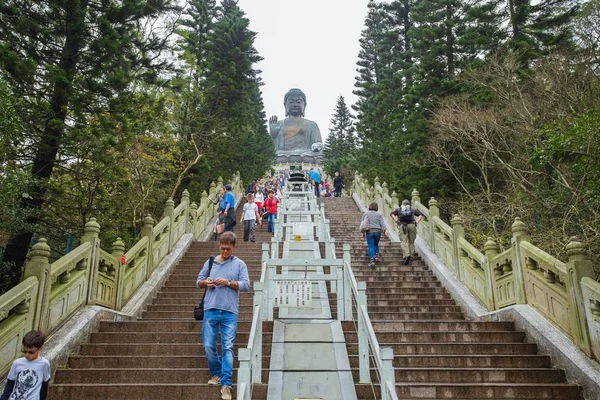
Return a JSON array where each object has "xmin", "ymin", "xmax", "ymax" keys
[{"xmin": 194, "ymin": 256, "xmax": 215, "ymax": 321}]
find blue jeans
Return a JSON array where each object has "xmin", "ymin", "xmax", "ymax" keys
[
  {"xmin": 202, "ymin": 309, "xmax": 238, "ymax": 387},
  {"xmin": 366, "ymin": 231, "xmax": 381, "ymax": 259},
  {"xmin": 267, "ymin": 213, "xmax": 277, "ymax": 233}
]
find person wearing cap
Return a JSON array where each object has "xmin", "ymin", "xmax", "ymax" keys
[{"xmin": 220, "ymin": 184, "xmax": 236, "ymax": 233}]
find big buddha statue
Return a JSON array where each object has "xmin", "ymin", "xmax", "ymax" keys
[{"xmin": 269, "ymin": 88, "xmax": 323, "ymax": 164}]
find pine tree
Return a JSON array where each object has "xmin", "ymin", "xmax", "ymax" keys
[
  {"xmin": 0, "ymin": 0, "xmax": 180, "ymax": 287},
  {"xmin": 500, "ymin": 0, "xmax": 578, "ymax": 65},
  {"xmin": 323, "ymin": 96, "xmax": 357, "ymax": 177},
  {"xmin": 184, "ymin": 0, "xmax": 273, "ymax": 186},
  {"xmin": 324, "ymin": 96, "xmax": 356, "ymax": 161}
]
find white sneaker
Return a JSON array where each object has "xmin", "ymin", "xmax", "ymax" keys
[
  {"xmin": 207, "ymin": 375, "xmax": 221, "ymax": 385},
  {"xmin": 221, "ymin": 385, "xmax": 232, "ymax": 400}
]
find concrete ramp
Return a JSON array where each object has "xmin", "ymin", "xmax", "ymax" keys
[{"xmin": 267, "ymin": 320, "xmax": 357, "ymax": 400}]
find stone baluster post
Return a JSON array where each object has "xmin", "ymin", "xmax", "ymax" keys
[
  {"xmin": 511, "ymin": 217, "xmax": 529, "ymax": 304},
  {"xmin": 336, "ymin": 264, "xmax": 345, "ymax": 320},
  {"xmin": 141, "ymin": 215, "xmax": 155, "ymax": 278},
  {"xmin": 411, "ymin": 188, "xmax": 420, "ymax": 208},
  {"xmin": 237, "ymin": 348, "xmax": 251, "ymax": 400},
  {"xmin": 382, "ymin": 182, "xmax": 389, "ymax": 216},
  {"xmin": 483, "ymin": 237, "xmax": 500, "ymax": 311},
  {"xmin": 357, "ymin": 281, "xmax": 369, "ymax": 383},
  {"xmin": 190, "ymin": 203, "xmax": 198, "ymax": 239},
  {"xmin": 163, "ymin": 198, "xmax": 175, "ymax": 251},
  {"xmin": 261, "ymin": 244, "xmax": 270, "ymax": 317},
  {"xmin": 429, "ymin": 198, "xmax": 440, "ymax": 251},
  {"xmin": 565, "ymin": 238, "xmax": 593, "ymax": 356},
  {"xmin": 252, "ymin": 282, "xmax": 263, "ymax": 383},
  {"xmin": 209, "ymin": 182, "xmax": 217, "ymax": 222},
  {"xmin": 181, "ymin": 189, "xmax": 190, "ymax": 234},
  {"xmin": 343, "ymin": 244, "xmax": 353, "ymax": 321},
  {"xmin": 23, "ymin": 239, "xmax": 51, "ymax": 331},
  {"xmin": 380, "ymin": 347, "xmax": 396, "ymax": 400},
  {"xmin": 112, "ymin": 238, "xmax": 126, "ymax": 310},
  {"xmin": 374, "ymin": 177, "xmax": 382, "ymax": 211},
  {"xmin": 391, "ymin": 191, "xmax": 399, "ymax": 211},
  {"xmin": 201, "ymin": 190, "xmax": 209, "ymax": 228},
  {"xmin": 267, "ymin": 258, "xmax": 276, "ymax": 321},
  {"xmin": 81, "ymin": 218, "xmax": 101, "ymax": 305},
  {"xmin": 451, "ymin": 215, "xmax": 465, "ymax": 280}
]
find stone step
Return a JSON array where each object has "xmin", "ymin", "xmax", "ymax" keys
[
  {"xmin": 368, "ymin": 299, "xmax": 457, "ymax": 307},
  {"xmin": 79, "ymin": 342, "xmax": 272, "ymax": 356},
  {"xmin": 368, "ymin": 321, "xmax": 516, "ymax": 332},
  {"xmin": 391, "ymin": 355, "xmax": 551, "ymax": 368},
  {"xmin": 143, "ymin": 310, "xmax": 259, "ymax": 319},
  {"xmin": 152, "ymin": 298, "xmax": 256, "ymax": 305},
  {"xmin": 363, "ymin": 287, "xmax": 449, "ymax": 294},
  {"xmin": 345, "ymin": 342, "xmax": 538, "ymax": 355},
  {"xmin": 353, "ymin": 312, "xmax": 465, "ymax": 320},
  {"xmin": 394, "ymin": 383, "xmax": 580, "ymax": 399},
  {"xmin": 67, "ymin": 355, "xmax": 271, "ymax": 369},
  {"xmin": 347, "ymin": 276, "xmax": 440, "ymax": 283},
  {"xmin": 349, "ymin": 265, "xmax": 429, "ymax": 272},
  {"xmin": 146, "ymin": 304, "xmax": 254, "ymax": 312},
  {"xmin": 50, "ymin": 383, "xmax": 268, "ymax": 399},
  {"xmin": 393, "ymin": 368, "xmax": 565, "ymax": 383},
  {"xmin": 54, "ymin": 368, "xmax": 270, "ymax": 384},
  {"xmin": 98, "ymin": 320, "xmax": 273, "ymax": 333},
  {"xmin": 353, "ymin": 270, "xmax": 434, "ymax": 277},
  {"xmin": 90, "ymin": 332, "xmax": 273, "ymax": 344},
  {"xmin": 345, "ymin": 331, "xmax": 525, "ymax": 343},
  {"xmin": 358, "ymin": 305, "xmax": 463, "ymax": 313},
  {"xmin": 155, "ymin": 291, "xmax": 256, "ymax": 299},
  {"xmin": 366, "ymin": 293, "xmax": 452, "ymax": 300}
]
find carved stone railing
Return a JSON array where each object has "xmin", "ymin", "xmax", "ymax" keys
[
  {"xmin": 0, "ymin": 171, "xmax": 244, "ymax": 375},
  {"xmin": 353, "ymin": 173, "xmax": 597, "ymax": 361},
  {"xmin": 0, "ymin": 276, "xmax": 39, "ymax": 376}
]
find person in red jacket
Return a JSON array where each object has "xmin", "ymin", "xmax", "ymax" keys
[{"xmin": 263, "ymin": 190, "xmax": 280, "ymax": 234}]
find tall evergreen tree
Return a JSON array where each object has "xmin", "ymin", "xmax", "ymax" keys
[
  {"xmin": 0, "ymin": 0, "xmax": 179, "ymax": 287},
  {"xmin": 324, "ymin": 96, "xmax": 356, "ymax": 161},
  {"xmin": 180, "ymin": 0, "xmax": 273, "ymax": 188},
  {"xmin": 323, "ymin": 96, "xmax": 357, "ymax": 178}
]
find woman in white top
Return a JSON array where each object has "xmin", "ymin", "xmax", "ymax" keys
[{"xmin": 253, "ymin": 185, "xmax": 265, "ymax": 217}]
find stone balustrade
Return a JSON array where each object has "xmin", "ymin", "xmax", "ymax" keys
[
  {"xmin": 0, "ymin": 172, "xmax": 243, "ymax": 376},
  {"xmin": 353, "ymin": 172, "xmax": 597, "ymax": 361}
]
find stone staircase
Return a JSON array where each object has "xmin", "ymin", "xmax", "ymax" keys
[
  {"xmin": 323, "ymin": 197, "xmax": 582, "ymax": 400},
  {"xmin": 50, "ymin": 206, "xmax": 273, "ymax": 399}
]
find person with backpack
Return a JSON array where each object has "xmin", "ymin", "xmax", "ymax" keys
[{"xmin": 391, "ymin": 199, "xmax": 424, "ymax": 265}]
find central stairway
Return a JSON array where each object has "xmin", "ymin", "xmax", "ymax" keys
[
  {"xmin": 323, "ymin": 197, "xmax": 581, "ymax": 400},
  {"xmin": 50, "ymin": 209, "xmax": 273, "ymax": 399}
]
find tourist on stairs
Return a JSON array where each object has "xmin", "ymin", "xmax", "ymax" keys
[
  {"xmin": 263, "ymin": 190, "xmax": 280, "ymax": 234},
  {"xmin": 220, "ymin": 184, "xmax": 236, "ymax": 233},
  {"xmin": 361, "ymin": 202, "xmax": 388, "ymax": 267},
  {"xmin": 196, "ymin": 232, "xmax": 250, "ymax": 400},
  {"xmin": 240, "ymin": 193, "xmax": 261, "ymax": 242},
  {"xmin": 391, "ymin": 199, "xmax": 423, "ymax": 265}
]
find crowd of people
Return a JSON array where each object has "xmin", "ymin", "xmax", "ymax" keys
[{"xmin": 214, "ymin": 169, "xmax": 347, "ymax": 241}]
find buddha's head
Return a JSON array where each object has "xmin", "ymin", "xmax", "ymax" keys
[{"xmin": 284, "ymin": 88, "xmax": 306, "ymax": 117}]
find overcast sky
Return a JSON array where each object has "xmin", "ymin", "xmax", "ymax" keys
[{"xmin": 239, "ymin": 0, "xmax": 369, "ymax": 142}]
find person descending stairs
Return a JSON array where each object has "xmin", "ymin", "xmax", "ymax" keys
[
  {"xmin": 50, "ymin": 199, "xmax": 273, "ymax": 399},
  {"xmin": 323, "ymin": 196, "xmax": 581, "ymax": 400}
]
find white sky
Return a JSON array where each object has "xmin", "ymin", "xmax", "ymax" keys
[{"xmin": 239, "ymin": 0, "xmax": 369, "ymax": 142}]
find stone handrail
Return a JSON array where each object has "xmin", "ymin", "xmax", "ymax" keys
[
  {"xmin": 0, "ymin": 276, "xmax": 39, "ymax": 376},
  {"xmin": 581, "ymin": 278, "xmax": 600, "ymax": 360},
  {"xmin": 0, "ymin": 172, "xmax": 244, "ymax": 376},
  {"xmin": 353, "ymin": 172, "xmax": 597, "ymax": 361},
  {"xmin": 45, "ymin": 242, "xmax": 94, "ymax": 332}
]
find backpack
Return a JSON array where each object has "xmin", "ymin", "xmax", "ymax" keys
[{"xmin": 397, "ymin": 207, "xmax": 414, "ymax": 224}]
